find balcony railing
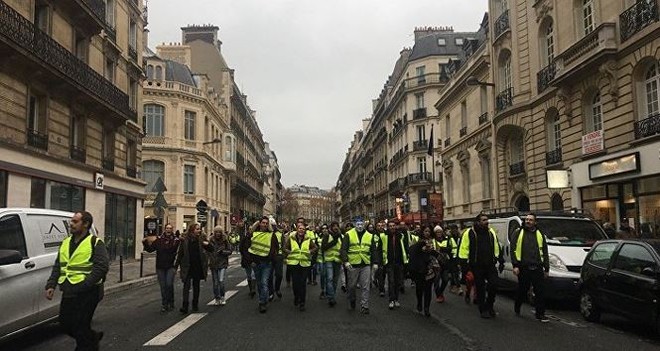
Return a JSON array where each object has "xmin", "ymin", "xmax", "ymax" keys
[
  {"xmin": 102, "ymin": 158, "xmax": 115, "ymax": 171},
  {"xmin": 0, "ymin": 2, "xmax": 136, "ymax": 122},
  {"xmin": 459, "ymin": 127, "xmax": 467, "ymax": 137},
  {"xmin": 413, "ymin": 139, "xmax": 428, "ymax": 151},
  {"xmin": 478, "ymin": 112, "xmax": 489, "ymax": 125},
  {"xmin": 27, "ymin": 129, "xmax": 48, "ymax": 150},
  {"xmin": 128, "ymin": 45, "xmax": 137, "ymax": 61},
  {"xmin": 126, "ymin": 165, "xmax": 137, "ymax": 178},
  {"xmin": 537, "ymin": 63, "xmax": 556, "ymax": 94},
  {"xmin": 554, "ymin": 23, "xmax": 617, "ymax": 82},
  {"xmin": 85, "ymin": 0, "xmax": 106, "ymax": 23},
  {"xmin": 412, "ymin": 107, "xmax": 427, "ymax": 119},
  {"xmin": 444, "ymin": 138, "xmax": 451, "ymax": 147},
  {"xmin": 388, "ymin": 178, "xmax": 406, "ymax": 193},
  {"xmin": 509, "ymin": 161, "xmax": 525, "ymax": 176},
  {"xmin": 407, "ymin": 172, "xmax": 432, "ymax": 185},
  {"xmin": 545, "ymin": 148, "xmax": 562, "ymax": 165},
  {"xmin": 494, "ymin": 10, "xmax": 510, "ymax": 38},
  {"xmin": 104, "ymin": 25, "xmax": 116, "ymax": 42},
  {"xmin": 403, "ymin": 73, "xmax": 448, "ymax": 89},
  {"xmin": 620, "ymin": 0, "xmax": 658, "ymax": 42},
  {"xmin": 634, "ymin": 113, "xmax": 660, "ymax": 139},
  {"xmin": 496, "ymin": 87, "xmax": 514, "ymax": 112},
  {"xmin": 70, "ymin": 146, "xmax": 86, "ymax": 162}
]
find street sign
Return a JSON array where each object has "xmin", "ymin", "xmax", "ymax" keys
[
  {"xmin": 196, "ymin": 199, "xmax": 208, "ymax": 213},
  {"xmin": 153, "ymin": 192, "xmax": 168, "ymax": 209},
  {"xmin": 197, "ymin": 213, "xmax": 207, "ymax": 223},
  {"xmin": 147, "ymin": 221, "xmax": 156, "ymax": 230},
  {"xmin": 152, "ymin": 177, "xmax": 167, "ymax": 192}
]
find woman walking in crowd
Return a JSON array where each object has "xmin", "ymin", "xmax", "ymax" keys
[
  {"xmin": 284, "ymin": 222, "xmax": 318, "ymax": 311},
  {"xmin": 209, "ymin": 226, "xmax": 232, "ymax": 306},
  {"xmin": 142, "ymin": 223, "xmax": 180, "ymax": 312},
  {"xmin": 174, "ymin": 223, "xmax": 210, "ymax": 313},
  {"xmin": 408, "ymin": 225, "xmax": 439, "ymax": 317},
  {"xmin": 432, "ymin": 226, "xmax": 456, "ymax": 303}
]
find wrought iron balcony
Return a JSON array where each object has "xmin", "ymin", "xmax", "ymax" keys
[
  {"xmin": 537, "ymin": 63, "xmax": 556, "ymax": 94},
  {"xmin": 126, "ymin": 166, "xmax": 137, "ymax": 178},
  {"xmin": 545, "ymin": 148, "xmax": 562, "ymax": 165},
  {"xmin": 0, "ymin": 2, "xmax": 136, "ymax": 122},
  {"xmin": 388, "ymin": 177, "xmax": 406, "ymax": 193},
  {"xmin": 27, "ymin": 129, "xmax": 48, "ymax": 150},
  {"xmin": 70, "ymin": 146, "xmax": 86, "ymax": 162},
  {"xmin": 478, "ymin": 112, "xmax": 489, "ymax": 125},
  {"xmin": 496, "ymin": 87, "xmax": 514, "ymax": 112},
  {"xmin": 57, "ymin": 0, "xmax": 106, "ymax": 33},
  {"xmin": 104, "ymin": 25, "xmax": 116, "ymax": 42},
  {"xmin": 407, "ymin": 172, "xmax": 432, "ymax": 185},
  {"xmin": 128, "ymin": 45, "xmax": 137, "ymax": 61},
  {"xmin": 412, "ymin": 107, "xmax": 427, "ymax": 120},
  {"xmin": 102, "ymin": 158, "xmax": 115, "ymax": 171},
  {"xmin": 444, "ymin": 138, "xmax": 451, "ymax": 147},
  {"xmin": 509, "ymin": 161, "xmax": 525, "ymax": 176},
  {"xmin": 634, "ymin": 113, "xmax": 660, "ymax": 139},
  {"xmin": 494, "ymin": 10, "xmax": 510, "ymax": 38},
  {"xmin": 459, "ymin": 127, "xmax": 467, "ymax": 137},
  {"xmin": 413, "ymin": 139, "xmax": 428, "ymax": 151},
  {"xmin": 620, "ymin": 0, "xmax": 658, "ymax": 42}
]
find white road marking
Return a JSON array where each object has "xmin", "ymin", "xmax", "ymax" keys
[
  {"xmin": 237, "ymin": 279, "xmax": 248, "ymax": 287},
  {"xmin": 206, "ymin": 290, "xmax": 238, "ymax": 305},
  {"xmin": 143, "ymin": 313, "xmax": 207, "ymax": 346}
]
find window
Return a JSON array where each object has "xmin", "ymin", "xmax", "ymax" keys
[
  {"xmin": 510, "ymin": 136, "xmax": 524, "ymax": 163},
  {"xmin": 28, "ymin": 90, "xmax": 47, "ymax": 134},
  {"xmin": 30, "ymin": 178, "xmax": 84, "ymax": 212},
  {"xmin": 587, "ymin": 242, "xmax": 617, "ymax": 268},
  {"xmin": 437, "ymin": 38, "xmax": 446, "ymax": 46},
  {"xmin": 416, "ymin": 66, "xmax": 426, "ymax": 84},
  {"xmin": 418, "ymin": 157, "xmax": 427, "ymax": 174},
  {"xmin": 70, "ymin": 113, "xmax": 85, "ymax": 149},
  {"xmin": 105, "ymin": 0, "xmax": 115, "ymax": 28},
  {"xmin": 155, "ymin": 66, "xmax": 163, "ymax": 80},
  {"xmin": 146, "ymin": 65, "xmax": 154, "ymax": 80},
  {"xmin": 480, "ymin": 86, "xmax": 488, "ymax": 114},
  {"xmin": 481, "ymin": 157, "xmax": 492, "ymax": 198},
  {"xmin": 35, "ymin": 1, "xmax": 50, "ymax": 33},
  {"xmin": 144, "ymin": 104, "xmax": 164, "ymax": 136},
  {"xmin": 586, "ymin": 91, "xmax": 603, "ymax": 132},
  {"xmin": 500, "ymin": 52, "xmax": 512, "ymax": 91},
  {"xmin": 543, "ymin": 19, "xmax": 555, "ymax": 65},
  {"xmin": 104, "ymin": 194, "xmax": 136, "ymax": 260},
  {"xmin": 498, "ymin": 0, "xmax": 508, "ymax": 15},
  {"xmin": 415, "ymin": 93, "xmax": 424, "ymax": 109},
  {"xmin": 126, "ymin": 139, "xmax": 136, "ymax": 168},
  {"xmin": 184, "ymin": 110, "xmax": 196, "ymax": 140},
  {"xmin": 184, "ymin": 165, "xmax": 196, "ymax": 195},
  {"xmin": 462, "ymin": 164, "xmax": 470, "ymax": 203},
  {"xmin": 0, "ymin": 215, "xmax": 27, "ymax": 257},
  {"xmin": 416, "ymin": 125, "xmax": 425, "ymax": 141},
  {"xmin": 74, "ymin": 33, "xmax": 88, "ymax": 63},
  {"xmin": 445, "ymin": 173, "xmax": 453, "ymax": 206},
  {"xmin": 102, "ymin": 128, "xmax": 115, "ymax": 160},
  {"xmin": 547, "ymin": 110, "xmax": 562, "ymax": 150},
  {"xmin": 461, "ymin": 100, "xmax": 467, "ymax": 129},
  {"xmin": 129, "ymin": 78, "xmax": 137, "ymax": 110},
  {"xmin": 613, "ymin": 244, "xmax": 657, "ymax": 274},
  {"xmin": 142, "ymin": 160, "xmax": 164, "ymax": 192},
  {"xmin": 105, "ymin": 57, "xmax": 115, "ymax": 83},
  {"xmin": 224, "ymin": 134, "xmax": 235, "ymax": 162},
  {"xmin": 582, "ymin": 0, "xmax": 595, "ymax": 35},
  {"xmin": 445, "ymin": 114, "xmax": 451, "ymax": 140},
  {"xmin": 129, "ymin": 19, "xmax": 137, "ymax": 50},
  {"xmin": 455, "ymin": 38, "xmax": 464, "ymax": 45},
  {"xmin": 645, "ymin": 62, "xmax": 660, "ymax": 117}
]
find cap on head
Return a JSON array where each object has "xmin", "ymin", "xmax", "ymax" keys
[{"xmin": 434, "ymin": 225, "xmax": 443, "ymax": 233}]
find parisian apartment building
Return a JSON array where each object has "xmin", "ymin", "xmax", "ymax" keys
[
  {"xmin": 0, "ymin": 0, "xmax": 146, "ymax": 259},
  {"xmin": 285, "ymin": 185, "xmax": 336, "ymax": 227}
]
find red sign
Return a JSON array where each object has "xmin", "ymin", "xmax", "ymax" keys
[
  {"xmin": 396, "ymin": 204, "xmax": 402, "ymax": 220},
  {"xmin": 429, "ymin": 193, "xmax": 443, "ymax": 221},
  {"xmin": 582, "ymin": 130, "xmax": 603, "ymax": 155}
]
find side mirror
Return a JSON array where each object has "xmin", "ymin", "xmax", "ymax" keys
[
  {"xmin": 0, "ymin": 250, "xmax": 23, "ymax": 266},
  {"xmin": 641, "ymin": 266, "xmax": 658, "ymax": 278}
]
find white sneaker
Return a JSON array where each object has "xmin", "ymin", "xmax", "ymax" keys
[
  {"xmin": 219, "ymin": 297, "xmax": 226, "ymax": 306},
  {"xmin": 214, "ymin": 298, "xmax": 220, "ymax": 306},
  {"xmin": 394, "ymin": 300, "xmax": 401, "ymax": 308},
  {"xmin": 388, "ymin": 301, "xmax": 395, "ymax": 310}
]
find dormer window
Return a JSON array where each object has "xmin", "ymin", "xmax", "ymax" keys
[
  {"xmin": 455, "ymin": 38, "xmax": 464, "ymax": 45},
  {"xmin": 437, "ymin": 38, "xmax": 446, "ymax": 46}
]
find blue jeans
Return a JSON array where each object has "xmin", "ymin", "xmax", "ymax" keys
[
  {"xmin": 317, "ymin": 262, "xmax": 327, "ymax": 293},
  {"xmin": 211, "ymin": 268, "xmax": 227, "ymax": 299},
  {"xmin": 156, "ymin": 268, "xmax": 175, "ymax": 307},
  {"xmin": 324, "ymin": 262, "xmax": 341, "ymax": 300},
  {"xmin": 254, "ymin": 261, "xmax": 272, "ymax": 304}
]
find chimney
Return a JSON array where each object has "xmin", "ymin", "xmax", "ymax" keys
[
  {"xmin": 181, "ymin": 24, "xmax": 220, "ymax": 48},
  {"xmin": 414, "ymin": 26, "xmax": 454, "ymax": 42},
  {"xmin": 143, "ymin": 28, "xmax": 149, "ymax": 49}
]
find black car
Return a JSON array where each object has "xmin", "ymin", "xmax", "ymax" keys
[{"xmin": 580, "ymin": 239, "xmax": 660, "ymax": 334}]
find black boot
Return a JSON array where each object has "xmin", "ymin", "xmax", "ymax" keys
[{"xmin": 248, "ymin": 279, "xmax": 256, "ymax": 298}]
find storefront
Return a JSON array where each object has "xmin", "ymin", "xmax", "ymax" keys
[{"xmin": 571, "ymin": 142, "xmax": 660, "ymax": 239}]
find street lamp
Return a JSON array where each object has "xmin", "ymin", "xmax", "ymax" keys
[
  {"xmin": 466, "ymin": 76, "xmax": 495, "ymax": 87},
  {"xmin": 203, "ymin": 138, "xmax": 222, "ymax": 145}
]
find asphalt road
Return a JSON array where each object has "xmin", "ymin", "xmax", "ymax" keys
[{"xmin": 3, "ymin": 257, "xmax": 659, "ymax": 351}]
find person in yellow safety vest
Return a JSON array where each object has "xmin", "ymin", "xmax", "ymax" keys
[
  {"xmin": 45, "ymin": 211, "xmax": 109, "ymax": 350},
  {"xmin": 268, "ymin": 219, "xmax": 286, "ymax": 301},
  {"xmin": 511, "ymin": 213, "xmax": 550, "ymax": 322},
  {"xmin": 284, "ymin": 222, "xmax": 318, "ymax": 311},
  {"xmin": 247, "ymin": 216, "xmax": 279, "ymax": 313},
  {"xmin": 340, "ymin": 218, "xmax": 382, "ymax": 314},
  {"xmin": 321, "ymin": 221, "xmax": 343, "ymax": 307},
  {"xmin": 382, "ymin": 220, "xmax": 408, "ymax": 310},
  {"xmin": 458, "ymin": 213, "xmax": 505, "ymax": 319},
  {"xmin": 432, "ymin": 226, "xmax": 457, "ymax": 303}
]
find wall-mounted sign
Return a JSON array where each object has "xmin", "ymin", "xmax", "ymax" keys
[
  {"xmin": 547, "ymin": 170, "xmax": 570, "ymax": 188},
  {"xmin": 94, "ymin": 172, "xmax": 104, "ymax": 190},
  {"xmin": 589, "ymin": 152, "xmax": 640, "ymax": 180},
  {"xmin": 582, "ymin": 130, "xmax": 604, "ymax": 155}
]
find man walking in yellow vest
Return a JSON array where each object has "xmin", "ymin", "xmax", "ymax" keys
[
  {"xmin": 340, "ymin": 217, "xmax": 382, "ymax": 314},
  {"xmin": 247, "ymin": 216, "xmax": 279, "ymax": 313},
  {"xmin": 45, "ymin": 211, "xmax": 109, "ymax": 350}
]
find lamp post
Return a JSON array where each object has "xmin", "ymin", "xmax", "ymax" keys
[{"xmin": 465, "ymin": 76, "xmax": 495, "ymax": 87}]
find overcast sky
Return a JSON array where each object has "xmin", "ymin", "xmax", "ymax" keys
[{"xmin": 148, "ymin": 0, "xmax": 488, "ymax": 190}]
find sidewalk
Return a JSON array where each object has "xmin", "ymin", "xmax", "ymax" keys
[{"xmin": 104, "ymin": 252, "xmax": 159, "ymax": 296}]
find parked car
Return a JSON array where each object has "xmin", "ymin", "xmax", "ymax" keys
[
  {"xmin": 0, "ymin": 208, "xmax": 95, "ymax": 341},
  {"xmin": 489, "ymin": 211, "xmax": 609, "ymax": 300},
  {"xmin": 580, "ymin": 239, "xmax": 660, "ymax": 334}
]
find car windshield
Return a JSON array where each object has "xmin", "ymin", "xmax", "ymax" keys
[{"xmin": 536, "ymin": 218, "xmax": 607, "ymax": 247}]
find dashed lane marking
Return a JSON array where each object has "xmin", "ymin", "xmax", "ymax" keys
[
  {"xmin": 237, "ymin": 279, "xmax": 248, "ymax": 287},
  {"xmin": 206, "ymin": 290, "xmax": 238, "ymax": 305},
  {"xmin": 143, "ymin": 313, "xmax": 207, "ymax": 346}
]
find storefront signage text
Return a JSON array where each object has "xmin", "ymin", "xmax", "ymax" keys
[{"xmin": 589, "ymin": 152, "xmax": 640, "ymax": 180}]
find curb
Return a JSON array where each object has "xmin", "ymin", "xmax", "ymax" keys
[{"xmin": 105, "ymin": 275, "xmax": 159, "ymax": 296}]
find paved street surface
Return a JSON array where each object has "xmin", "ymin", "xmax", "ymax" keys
[{"xmin": 3, "ymin": 255, "xmax": 659, "ymax": 350}]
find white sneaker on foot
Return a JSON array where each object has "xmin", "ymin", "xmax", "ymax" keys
[
  {"xmin": 388, "ymin": 301, "xmax": 395, "ymax": 310},
  {"xmin": 220, "ymin": 297, "xmax": 226, "ymax": 306},
  {"xmin": 394, "ymin": 300, "xmax": 401, "ymax": 308},
  {"xmin": 214, "ymin": 298, "xmax": 220, "ymax": 306}
]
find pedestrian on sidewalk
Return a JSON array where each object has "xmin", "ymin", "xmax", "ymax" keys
[
  {"xmin": 321, "ymin": 221, "xmax": 343, "ymax": 307},
  {"xmin": 268, "ymin": 219, "xmax": 286, "ymax": 301},
  {"xmin": 174, "ymin": 223, "xmax": 210, "ymax": 314},
  {"xmin": 142, "ymin": 223, "xmax": 180, "ymax": 312},
  {"xmin": 209, "ymin": 226, "xmax": 232, "ymax": 306},
  {"xmin": 45, "ymin": 211, "xmax": 109, "ymax": 350},
  {"xmin": 382, "ymin": 220, "xmax": 407, "ymax": 310},
  {"xmin": 284, "ymin": 222, "xmax": 318, "ymax": 311},
  {"xmin": 238, "ymin": 220, "xmax": 257, "ymax": 298},
  {"xmin": 247, "ymin": 217, "xmax": 279, "ymax": 313},
  {"xmin": 432, "ymin": 226, "xmax": 455, "ymax": 304},
  {"xmin": 340, "ymin": 217, "xmax": 382, "ymax": 314},
  {"xmin": 409, "ymin": 225, "xmax": 439, "ymax": 317},
  {"xmin": 512, "ymin": 213, "xmax": 550, "ymax": 323},
  {"xmin": 458, "ymin": 213, "xmax": 505, "ymax": 319}
]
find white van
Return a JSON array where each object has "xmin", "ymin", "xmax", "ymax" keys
[
  {"xmin": 489, "ymin": 212, "xmax": 609, "ymax": 300},
  {"xmin": 0, "ymin": 208, "xmax": 90, "ymax": 341}
]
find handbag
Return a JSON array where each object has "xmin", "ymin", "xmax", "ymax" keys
[{"xmin": 426, "ymin": 256, "xmax": 441, "ymax": 280}]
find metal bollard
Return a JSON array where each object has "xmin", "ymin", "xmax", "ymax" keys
[
  {"xmin": 119, "ymin": 255, "xmax": 123, "ymax": 283},
  {"xmin": 139, "ymin": 252, "xmax": 144, "ymax": 278}
]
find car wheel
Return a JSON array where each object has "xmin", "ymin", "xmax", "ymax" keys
[{"xmin": 580, "ymin": 291, "xmax": 600, "ymax": 322}]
